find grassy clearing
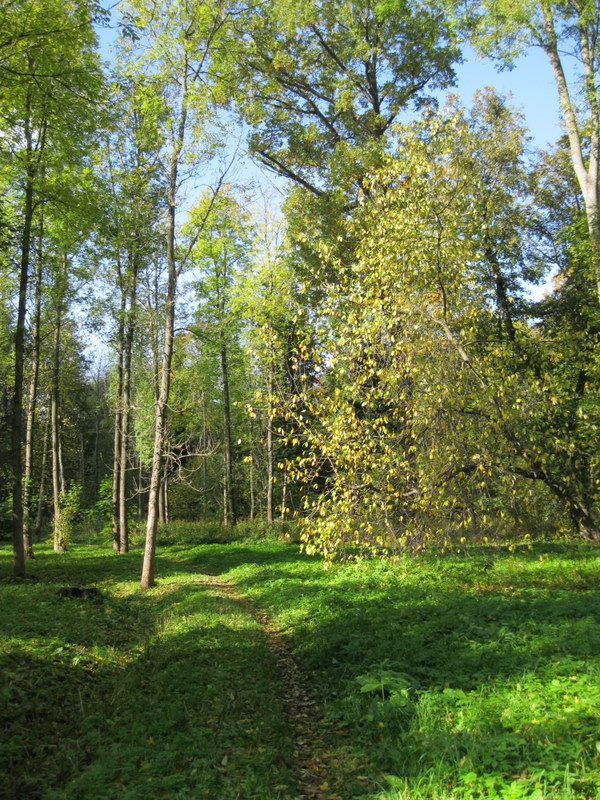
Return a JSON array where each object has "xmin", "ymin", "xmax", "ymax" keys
[{"xmin": 1, "ymin": 531, "xmax": 599, "ymax": 799}]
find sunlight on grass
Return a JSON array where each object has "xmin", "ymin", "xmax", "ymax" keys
[{"xmin": 1, "ymin": 536, "xmax": 599, "ymax": 799}]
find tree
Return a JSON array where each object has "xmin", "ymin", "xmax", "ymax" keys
[
  {"xmin": 97, "ymin": 73, "xmax": 164, "ymax": 554},
  {"xmin": 448, "ymin": 0, "xmax": 600, "ymax": 302},
  {"xmin": 0, "ymin": 0, "xmax": 104, "ymax": 575},
  {"xmin": 290, "ymin": 98, "xmax": 599, "ymax": 560},
  {"xmin": 228, "ymin": 0, "xmax": 460, "ymax": 281},
  {"xmin": 119, "ymin": 0, "xmax": 233, "ymax": 588},
  {"xmin": 241, "ymin": 199, "xmax": 310, "ymax": 523},
  {"xmin": 190, "ymin": 190, "xmax": 253, "ymax": 526}
]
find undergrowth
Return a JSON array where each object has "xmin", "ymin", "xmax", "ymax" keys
[{"xmin": 1, "ymin": 532, "xmax": 599, "ymax": 799}]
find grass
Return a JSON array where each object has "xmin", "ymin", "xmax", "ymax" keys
[{"xmin": 1, "ymin": 530, "xmax": 599, "ymax": 799}]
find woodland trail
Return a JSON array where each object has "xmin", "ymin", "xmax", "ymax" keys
[{"xmin": 199, "ymin": 574, "xmax": 346, "ymax": 800}]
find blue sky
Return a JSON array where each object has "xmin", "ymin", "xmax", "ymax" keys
[{"xmin": 451, "ymin": 44, "xmax": 563, "ymax": 148}]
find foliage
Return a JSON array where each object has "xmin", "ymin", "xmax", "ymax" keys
[
  {"xmin": 230, "ymin": 0, "xmax": 459, "ymax": 196},
  {"xmin": 283, "ymin": 97, "xmax": 599, "ymax": 560},
  {"xmin": 52, "ymin": 483, "xmax": 82, "ymax": 549},
  {"xmin": 443, "ymin": 0, "xmax": 600, "ymax": 303},
  {"xmin": 143, "ymin": 518, "xmax": 297, "ymax": 546}
]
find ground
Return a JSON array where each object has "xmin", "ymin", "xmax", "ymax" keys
[{"xmin": 1, "ymin": 532, "xmax": 599, "ymax": 799}]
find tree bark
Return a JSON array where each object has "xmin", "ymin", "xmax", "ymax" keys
[
  {"xmin": 221, "ymin": 340, "xmax": 237, "ymax": 526},
  {"xmin": 34, "ymin": 412, "xmax": 50, "ymax": 542},
  {"xmin": 11, "ymin": 96, "xmax": 36, "ymax": 577},
  {"xmin": 249, "ymin": 417, "xmax": 255, "ymax": 520},
  {"xmin": 118, "ymin": 248, "xmax": 139, "ymax": 555},
  {"xmin": 51, "ymin": 306, "xmax": 66, "ymax": 553},
  {"xmin": 540, "ymin": 5, "xmax": 600, "ymax": 302},
  {"xmin": 266, "ymin": 360, "xmax": 274, "ymax": 525},
  {"xmin": 280, "ymin": 469, "xmax": 287, "ymax": 521},
  {"xmin": 111, "ymin": 292, "xmax": 125, "ymax": 552},
  {"xmin": 140, "ymin": 70, "xmax": 186, "ymax": 586},
  {"xmin": 23, "ymin": 214, "xmax": 44, "ymax": 558}
]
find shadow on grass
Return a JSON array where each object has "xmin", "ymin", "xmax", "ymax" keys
[
  {"xmin": 0, "ymin": 580, "xmax": 295, "ymax": 800},
  {"xmin": 2, "ymin": 540, "xmax": 599, "ymax": 799}
]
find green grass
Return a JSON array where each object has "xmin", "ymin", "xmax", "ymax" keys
[
  {"xmin": 1, "ymin": 534, "xmax": 599, "ymax": 799},
  {"xmin": 0, "ymin": 544, "xmax": 295, "ymax": 800}
]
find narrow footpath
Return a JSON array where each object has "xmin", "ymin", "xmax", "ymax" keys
[{"xmin": 200, "ymin": 574, "xmax": 346, "ymax": 800}]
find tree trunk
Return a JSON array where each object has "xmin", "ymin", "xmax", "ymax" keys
[
  {"xmin": 266, "ymin": 362, "xmax": 274, "ymax": 525},
  {"xmin": 11, "ymin": 100, "xmax": 36, "ymax": 578},
  {"xmin": 577, "ymin": 517, "xmax": 600, "ymax": 545},
  {"xmin": 202, "ymin": 390, "xmax": 208, "ymax": 515},
  {"xmin": 221, "ymin": 341, "xmax": 237, "ymax": 526},
  {"xmin": 140, "ymin": 104, "xmax": 184, "ymax": 587},
  {"xmin": 111, "ymin": 293, "xmax": 125, "ymax": 552},
  {"xmin": 158, "ymin": 471, "xmax": 166, "ymax": 524},
  {"xmin": 163, "ymin": 461, "xmax": 170, "ymax": 524},
  {"xmin": 23, "ymin": 215, "xmax": 44, "ymax": 559},
  {"xmin": 541, "ymin": 5, "xmax": 600, "ymax": 302},
  {"xmin": 118, "ymin": 249, "xmax": 139, "ymax": 554},
  {"xmin": 51, "ymin": 308, "xmax": 66, "ymax": 553},
  {"xmin": 249, "ymin": 417, "xmax": 255, "ymax": 520},
  {"xmin": 34, "ymin": 413, "xmax": 50, "ymax": 542},
  {"xmin": 280, "ymin": 469, "xmax": 287, "ymax": 521},
  {"xmin": 137, "ymin": 457, "xmax": 144, "ymax": 520},
  {"xmin": 91, "ymin": 371, "xmax": 102, "ymax": 504}
]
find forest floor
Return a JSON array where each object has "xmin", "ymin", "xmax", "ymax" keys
[{"xmin": 1, "ymin": 527, "xmax": 600, "ymax": 800}]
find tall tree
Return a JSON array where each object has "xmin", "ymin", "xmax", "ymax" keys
[
  {"xmin": 228, "ymin": 0, "xmax": 459, "ymax": 281},
  {"xmin": 99, "ymin": 74, "xmax": 164, "ymax": 554},
  {"xmin": 291, "ymin": 98, "xmax": 599, "ymax": 559},
  {"xmin": 0, "ymin": 0, "xmax": 104, "ymax": 576},
  {"xmin": 242, "ymin": 200, "xmax": 302, "ymax": 523},
  {"xmin": 120, "ymin": 0, "xmax": 232, "ymax": 588},
  {"xmin": 190, "ymin": 190, "xmax": 253, "ymax": 526},
  {"xmin": 447, "ymin": 0, "xmax": 600, "ymax": 302}
]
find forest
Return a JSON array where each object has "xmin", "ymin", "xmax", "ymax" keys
[{"xmin": 1, "ymin": 0, "xmax": 599, "ymax": 798}]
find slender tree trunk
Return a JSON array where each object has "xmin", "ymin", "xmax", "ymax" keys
[
  {"xmin": 139, "ymin": 458, "xmax": 144, "ymax": 519},
  {"xmin": 118, "ymin": 373, "xmax": 130, "ymax": 555},
  {"xmin": 249, "ymin": 417, "xmax": 255, "ymax": 520},
  {"xmin": 51, "ymin": 309, "xmax": 66, "ymax": 553},
  {"xmin": 541, "ymin": 6, "xmax": 600, "ymax": 302},
  {"xmin": 280, "ymin": 470, "xmax": 287, "ymax": 521},
  {"xmin": 111, "ymin": 294, "xmax": 125, "ymax": 552},
  {"xmin": 164, "ymin": 470, "xmax": 169, "ymax": 524},
  {"xmin": 92, "ymin": 372, "xmax": 102, "ymax": 504},
  {"xmin": 202, "ymin": 391, "xmax": 208, "ymax": 514},
  {"xmin": 11, "ymin": 101, "xmax": 36, "ymax": 577},
  {"xmin": 266, "ymin": 361, "xmax": 274, "ymax": 525},
  {"xmin": 34, "ymin": 412, "xmax": 50, "ymax": 542},
  {"xmin": 23, "ymin": 215, "xmax": 44, "ymax": 558},
  {"xmin": 139, "ymin": 19, "xmax": 228, "ymax": 584},
  {"xmin": 158, "ymin": 472, "xmax": 166, "ymax": 523},
  {"xmin": 118, "ymin": 252, "xmax": 139, "ymax": 554},
  {"xmin": 221, "ymin": 341, "xmax": 237, "ymax": 526},
  {"xmin": 79, "ymin": 432, "xmax": 85, "ymax": 485},
  {"xmin": 141, "ymin": 96, "xmax": 185, "ymax": 587}
]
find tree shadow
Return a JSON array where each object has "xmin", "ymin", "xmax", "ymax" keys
[
  {"xmin": 2, "ymin": 540, "xmax": 599, "ymax": 798},
  {"xmin": 0, "ymin": 581, "xmax": 296, "ymax": 800}
]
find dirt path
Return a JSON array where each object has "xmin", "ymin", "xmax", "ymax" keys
[{"xmin": 200, "ymin": 574, "xmax": 344, "ymax": 800}]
